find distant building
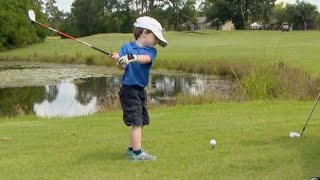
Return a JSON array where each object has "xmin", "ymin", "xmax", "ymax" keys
[
  {"xmin": 195, "ymin": 17, "xmax": 211, "ymax": 30},
  {"xmin": 183, "ymin": 17, "xmax": 234, "ymax": 31},
  {"xmin": 221, "ymin": 21, "xmax": 235, "ymax": 31},
  {"xmin": 250, "ymin": 22, "xmax": 262, "ymax": 30}
]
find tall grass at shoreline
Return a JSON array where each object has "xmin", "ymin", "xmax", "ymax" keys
[
  {"xmin": 240, "ymin": 62, "xmax": 320, "ymax": 100},
  {"xmin": 158, "ymin": 60, "xmax": 320, "ymax": 101}
]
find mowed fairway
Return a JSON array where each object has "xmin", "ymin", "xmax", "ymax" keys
[
  {"xmin": 0, "ymin": 101, "xmax": 319, "ymax": 179},
  {"xmin": 1, "ymin": 31, "xmax": 320, "ymax": 74},
  {"xmin": 1, "ymin": 30, "xmax": 320, "ymax": 179}
]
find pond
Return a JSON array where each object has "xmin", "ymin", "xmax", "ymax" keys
[{"xmin": 0, "ymin": 62, "xmax": 234, "ymax": 117}]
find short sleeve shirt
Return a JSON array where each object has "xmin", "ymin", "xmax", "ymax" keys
[{"xmin": 118, "ymin": 42, "xmax": 157, "ymax": 88}]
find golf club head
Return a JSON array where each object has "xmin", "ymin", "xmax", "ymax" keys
[
  {"xmin": 310, "ymin": 177, "xmax": 320, "ymax": 180},
  {"xmin": 28, "ymin": 10, "xmax": 36, "ymax": 22},
  {"xmin": 289, "ymin": 132, "xmax": 301, "ymax": 138}
]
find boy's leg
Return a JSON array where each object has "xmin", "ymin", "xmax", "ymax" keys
[
  {"xmin": 131, "ymin": 125, "xmax": 142, "ymax": 151},
  {"xmin": 129, "ymin": 125, "xmax": 156, "ymax": 161},
  {"xmin": 125, "ymin": 126, "xmax": 140, "ymax": 157}
]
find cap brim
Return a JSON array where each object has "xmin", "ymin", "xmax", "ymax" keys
[{"xmin": 154, "ymin": 32, "xmax": 168, "ymax": 47}]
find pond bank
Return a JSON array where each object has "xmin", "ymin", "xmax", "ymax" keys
[
  {"xmin": 0, "ymin": 61, "xmax": 235, "ymax": 117},
  {"xmin": 0, "ymin": 61, "xmax": 121, "ymax": 88}
]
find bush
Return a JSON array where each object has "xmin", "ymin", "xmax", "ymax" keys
[{"xmin": 0, "ymin": 0, "xmax": 47, "ymax": 50}]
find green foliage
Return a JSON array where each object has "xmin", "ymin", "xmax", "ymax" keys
[
  {"xmin": 180, "ymin": 0, "xmax": 197, "ymax": 24},
  {"xmin": 71, "ymin": 0, "xmax": 104, "ymax": 36},
  {"xmin": 239, "ymin": 63, "xmax": 320, "ymax": 100},
  {"xmin": 0, "ymin": 0, "xmax": 47, "ymax": 50},
  {"xmin": 273, "ymin": 1, "xmax": 319, "ymax": 30},
  {"xmin": 60, "ymin": 0, "xmax": 199, "ymax": 36},
  {"xmin": 203, "ymin": 0, "xmax": 235, "ymax": 28},
  {"xmin": 241, "ymin": 65, "xmax": 282, "ymax": 100},
  {"xmin": 85, "ymin": 55, "xmax": 95, "ymax": 65},
  {"xmin": 203, "ymin": 0, "xmax": 276, "ymax": 29},
  {"xmin": 58, "ymin": 12, "xmax": 77, "ymax": 37},
  {"xmin": 290, "ymin": 1, "xmax": 319, "ymax": 30}
]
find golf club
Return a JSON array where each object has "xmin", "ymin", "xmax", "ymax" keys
[
  {"xmin": 289, "ymin": 92, "xmax": 320, "ymax": 138},
  {"xmin": 28, "ymin": 9, "xmax": 111, "ymax": 56}
]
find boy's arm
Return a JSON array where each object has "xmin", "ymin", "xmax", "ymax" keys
[{"xmin": 135, "ymin": 55, "xmax": 151, "ymax": 64}]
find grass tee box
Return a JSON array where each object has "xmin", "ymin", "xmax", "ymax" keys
[
  {"xmin": 1, "ymin": 31, "xmax": 320, "ymax": 74},
  {"xmin": 0, "ymin": 101, "xmax": 319, "ymax": 179}
]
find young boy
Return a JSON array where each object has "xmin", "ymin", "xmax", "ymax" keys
[{"xmin": 110, "ymin": 16, "xmax": 167, "ymax": 161}]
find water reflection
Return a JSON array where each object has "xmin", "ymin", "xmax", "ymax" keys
[
  {"xmin": 0, "ymin": 74, "xmax": 232, "ymax": 117},
  {"xmin": 33, "ymin": 80, "xmax": 97, "ymax": 117},
  {"xmin": 151, "ymin": 75, "xmax": 206, "ymax": 95},
  {"xmin": 0, "ymin": 86, "xmax": 46, "ymax": 116}
]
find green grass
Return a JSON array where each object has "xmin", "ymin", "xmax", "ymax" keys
[
  {"xmin": 1, "ymin": 30, "xmax": 320, "ymax": 74},
  {"xmin": 1, "ymin": 101, "xmax": 320, "ymax": 179},
  {"xmin": 1, "ymin": 30, "xmax": 320, "ymax": 179}
]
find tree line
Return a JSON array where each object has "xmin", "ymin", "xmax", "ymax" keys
[{"xmin": 1, "ymin": 0, "xmax": 320, "ymax": 50}]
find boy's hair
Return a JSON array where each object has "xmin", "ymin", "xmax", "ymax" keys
[{"xmin": 133, "ymin": 27, "xmax": 152, "ymax": 40}]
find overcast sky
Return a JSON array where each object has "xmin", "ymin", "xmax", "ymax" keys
[
  {"xmin": 54, "ymin": 0, "xmax": 320, "ymax": 12},
  {"xmin": 55, "ymin": 0, "xmax": 74, "ymax": 12},
  {"xmin": 278, "ymin": 0, "xmax": 320, "ymax": 10}
]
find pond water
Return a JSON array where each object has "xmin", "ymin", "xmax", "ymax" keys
[{"xmin": 0, "ymin": 73, "xmax": 234, "ymax": 117}]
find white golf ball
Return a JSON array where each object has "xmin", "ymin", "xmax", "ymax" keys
[
  {"xmin": 210, "ymin": 139, "xmax": 216, "ymax": 147},
  {"xmin": 289, "ymin": 132, "xmax": 300, "ymax": 138}
]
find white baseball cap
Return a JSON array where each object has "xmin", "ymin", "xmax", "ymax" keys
[{"xmin": 134, "ymin": 16, "xmax": 168, "ymax": 47}]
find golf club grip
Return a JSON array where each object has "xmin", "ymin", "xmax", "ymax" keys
[{"xmin": 92, "ymin": 46, "xmax": 111, "ymax": 55}]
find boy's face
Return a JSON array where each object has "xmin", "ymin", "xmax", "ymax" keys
[{"xmin": 143, "ymin": 31, "xmax": 159, "ymax": 47}]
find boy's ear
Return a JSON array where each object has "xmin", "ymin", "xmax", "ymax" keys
[{"xmin": 142, "ymin": 29, "xmax": 148, "ymax": 35}]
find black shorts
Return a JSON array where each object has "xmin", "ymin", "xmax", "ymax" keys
[{"xmin": 118, "ymin": 85, "xmax": 150, "ymax": 126}]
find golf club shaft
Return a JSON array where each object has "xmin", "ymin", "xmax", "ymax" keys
[
  {"xmin": 300, "ymin": 92, "xmax": 320, "ymax": 137},
  {"xmin": 33, "ymin": 21, "xmax": 111, "ymax": 56}
]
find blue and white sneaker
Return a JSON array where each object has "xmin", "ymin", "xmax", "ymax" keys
[
  {"xmin": 124, "ymin": 149, "xmax": 134, "ymax": 158},
  {"xmin": 130, "ymin": 150, "xmax": 156, "ymax": 161}
]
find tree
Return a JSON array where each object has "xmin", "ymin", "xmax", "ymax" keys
[
  {"xmin": 70, "ymin": 0, "xmax": 138, "ymax": 36},
  {"xmin": 250, "ymin": 0, "xmax": 276, "ymax": 25},
  {"xmin": 145, "ymin": 1, "xmax": 170, "ymax": 30},
  {"xmin": 133, "ymin": 0, "xmax": 156, "ymax": 14},
  {"xmin": 61, "ymin": 0, "xmax": 198, "ymax": 36},
  {"xmin": 71, "ymin": 0, "xmax": 106, "ymax": 36},
  {"xmin": 316, "ymin": 14, "xmax": 320, "ymax": 30},
  {"xmin": 293, "ymin": 0, "xmax": 318, "ymax": 30},
  {"xmin": 44, "ymin": 0, "xmax": 59, "ymax": 20},
  {"xmin": 0, "ymin": 0, "xmax": 47, "ymax": 50},
  {"xmin": 44, "ymin": 0, "xmax": 66, "ymax": 36},
  {"xmin": 203, "ymin": 0, "xmax": 235, "ymax": 28},
  {"xmin": 180, "ymin": 0, "xmax": 197, "ymax": 25},
  {"xmin": 272, "ymin": 2, "xmax": 286, "ymax": 25},
  {"xmin": 203, "ymin": 0, "xmax": 276, "ymax": 29},
  {"xmin": 275, "ymin": 1, "xmax": 319, "ymax": 30},
  {"xmin": 233, "ymin": 0, "xmax": 276, "ymax": 29},
  {"xmin": 165, "ymin": 0, "xmax": 186, "ymax": 30}
]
